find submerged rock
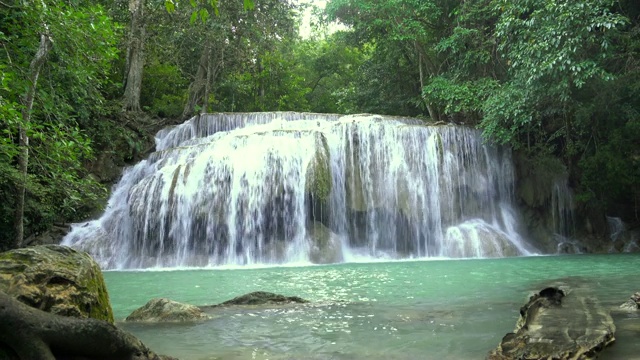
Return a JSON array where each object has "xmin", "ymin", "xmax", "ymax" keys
[
  {"xmin": 619, "ymin": 292, "xmax": 640, "ymax": 311},
  {"xmin": 0, "ymin": 244, "xmax": 114, "ymax": 323},
  {"xmin": 126, "ymin": 298, "xmax": 210, "ymax": 322},
  {"xmin": 215, "ymin": 291, "xmax": 309, "ymax": 307},
  {"xmin": 488, "ymin": 285, "xmax": 615, "ymax": 360}
]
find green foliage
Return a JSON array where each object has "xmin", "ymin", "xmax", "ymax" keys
[
  {"xmin": 0, "ymin": 0, "xmax": 118, "ymax": 248},
  {"xmin": 579, "ymin": 119, "xmax": 640, "ymax": 206},
  {"xmin": 140, "ymin": 61, "xmax": 188, "ymax": 118},
  {"xmin": 494, "ymin": 0, "xmax": 626, "ymax": 89},
  {"xmin": 292, "ymin": 34, "xmax": 365, "ymax": 114},
  {"xmin": 423, "ymin": 77, "xmax": 497, "ymax": 121}
]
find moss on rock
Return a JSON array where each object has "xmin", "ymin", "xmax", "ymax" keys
[
  {"xmin": 125, "ymin": 298, "xmax": 210, "ymax": 322},
  {"xmin": 0, "ymin": 245, "xmax": 114, "ymax": 323},
  {"xmin": 305, "ymin": 133, "xmax": 332, "ymax": 201}
]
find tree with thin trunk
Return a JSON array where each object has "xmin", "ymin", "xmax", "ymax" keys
[
  {"xmin": 123, "ymin": 0, "xmax": 146, "ymax": 112},
  {"xmin": 13, "ymin": 32, "xmax": 53, "ymax": 249},
  {"xmin": 182, "ymin": 38, "xmax": 225, "ymax": 119}
]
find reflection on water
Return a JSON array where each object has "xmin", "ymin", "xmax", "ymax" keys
[{"xmin": 106, "ymin": 254, "xmax": 640, "ymax": 360}]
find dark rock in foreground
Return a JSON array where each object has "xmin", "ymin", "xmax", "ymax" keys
[
  {"xmin": 0, "ymin": 291, "xmax": 176, "ymax": 360},
  {"xmin": 212, "ymin": 291, "xmax": 309, "ymax": 307},
  {"xmin": 126, "ymin": 298, "xmax": 211, "ymax": 322},
  {"xmin": 488, "ymin": 286, "xmax": 615, "ymax": 360},
  {"xmin": 0, "ymin": 244, "xmax": 113, "ymax": 323}
]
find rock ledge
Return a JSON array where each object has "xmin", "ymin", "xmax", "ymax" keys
[{"xmin": 488, "ymin": 286, "xmax": 615, "ymax": 360}]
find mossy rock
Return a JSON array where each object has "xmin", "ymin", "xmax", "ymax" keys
[
  {"xmin": 125, "ymin": 298, "xmax": 210, "ymax": 322},
  {"xmin": 0, "ymin": 245, "xmax": 114, "ymax": 323},
  {"xmin": 305, "ymin": 133, "xmax": 332, "ymax": 201}
]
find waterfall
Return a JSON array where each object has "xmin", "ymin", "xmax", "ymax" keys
[
  {"xmin": 63, "ymin": 112, "xmax": 535, "ymax": 269},
  {"xmin": 606, "ymin": 216, "xmax": 625, "ymax": 242},
  {"xmin": 551, "ymin": 177, "xmax": 575, "ymax": 238}
]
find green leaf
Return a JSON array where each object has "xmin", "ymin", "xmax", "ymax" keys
[{"xmin": 164, "ymin": 0, "xmax": 175, "ymax": 13}]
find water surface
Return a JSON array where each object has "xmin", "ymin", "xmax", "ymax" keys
[{"xmin": 107, "ymin": 254, "xmax": 640, "ymax": 359}]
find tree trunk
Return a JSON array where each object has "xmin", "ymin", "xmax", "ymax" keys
[
  {"xmin": 0, "ymin": 291, "xmax": 174, "ymax": 359},
  {"xmin": 258, "ymin": 56, "xmax": 265, "ymax": 109},
  {"xmin": 13, "ymin": 33, "xmax": 52, "ymax": 249},
  {"xmin": 202, "ymin": 47, "xmax": 223, "ymax": 115},
  {"xmin": 123, "ymin": 0, "xmax": 145, "ymax": 112},
  {"xmin": 415, "ymin": 41, "xmax": 440, "ymax": 122},
  {"xmin": 182, "ymin": 41, "xmax": 211, "ymax": 119},
  {"xmin": 183, "ymin": 40, "xmax": 223, "ymax": 119}
]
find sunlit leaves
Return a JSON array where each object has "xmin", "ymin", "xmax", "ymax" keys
[
  {"xmin": 167, "ymin": 0, "xmax": 253, "ymax": 22},
  {"xmin": 494, "ymin": 0, "xmax": 627, "ymax": 87}
]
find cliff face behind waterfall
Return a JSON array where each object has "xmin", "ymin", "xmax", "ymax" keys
[{"xmin": 63, "ymin": 112, "xmax": 540, "ymax": 269}]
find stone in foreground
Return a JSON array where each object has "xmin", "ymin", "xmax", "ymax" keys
[
  {"xmin": 488, "ymin": 286, "xmax": 615, "ymax": 360},
  {"xmin": 0, "ymin": 244, "xmax": 113, "ymax": 323},
  {"xmin": 126, "ymin": 298, "xmax": 211, "ymax": 322},
  {"xmin": 0, "ymin": 245, "xmax": 176, "ymax": 359}
]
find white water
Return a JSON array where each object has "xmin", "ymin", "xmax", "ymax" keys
[{"xmin": 64, "ymin": 112, "xmax": 535, "ymax": 269}]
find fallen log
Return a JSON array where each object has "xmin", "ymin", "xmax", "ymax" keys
[{"xmin": 0, "ymin": 290, "xmax": 175, "ymax": 360}]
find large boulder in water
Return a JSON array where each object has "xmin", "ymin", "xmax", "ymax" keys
[
  {"xmin": 487, "ymin": 286, "xmax": 615, "ymax": 360},
  {"xmin": 125, "ymin": 298, "xmax": 211, "ymax": 322},
  {"xmin": 216, "ymin": 291, "xmax": 309, "ymax": 306},
  {"xmin": 0, "ymin": 245, "xmax": 114, "ymax": 323}
]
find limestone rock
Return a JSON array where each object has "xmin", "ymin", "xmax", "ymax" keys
[
  {"xmin": 619, "ymin": 292, "xmax": 640, "ymax": 311},
  {"xmin": 443, "ymin": 220, "xmax": 523, "ymax": 258},
  {"xmin": 307, "ymin": 222, "xmax": 344, "ymax": 264},
  {"xmin": 488, "ymin": 286, "xmax": 615, "ymax": 360},
  {"xmin": 0, "ymin": 245, "xmax": 114, "ymax": 323},
  {"xmin": 216, "ymin": 291, "xmax": 309, "ymax": 307},
  {"xmin": 126, "ymin": 298, "xmax": 210, "ymax": 322},
  {"xmin": 305, "ymin": 132, "xmax": 332, "ymax": 202}
]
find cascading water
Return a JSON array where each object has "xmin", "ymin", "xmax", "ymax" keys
[
  {"xmin": 550, "ymin": 176, "xmax": 581, "ymax": 253},
  {"xmin": 551, "ymin": 178, "xmax": 575, "ymax": 238},
  {"xmin": 63, "ymin": 112, "xmax": 535, "ymax": 269}
]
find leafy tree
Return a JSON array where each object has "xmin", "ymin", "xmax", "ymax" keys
[
  {"xmin": 326, "ymin": 0, "xmax": 461, "ymax": 118},
  {"xmin": 0, "ymin": 0, "xmax": 118, "ymax": 249},
  {"xmin": 482, "ymin": 0, "xmax": 627, "ymax": 155}
]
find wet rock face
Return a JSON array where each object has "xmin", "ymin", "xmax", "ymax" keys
[
  {"xmin": 0, "ymin": 245, "xmax": 114, "ymax": 323},
  {"xmin": 125, "ymin": 298, "xmax": 210, "ymax": 322},
  {"xmin": 307, "ymin": 222, "xmax": 344, "ymax": 264},
  {"xmin": 488, "ymin": 285, "xmax": 616, "ymax": 360}
]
